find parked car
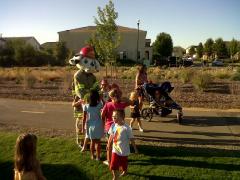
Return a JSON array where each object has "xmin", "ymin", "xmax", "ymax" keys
[
  {"xmin": 212, "ymin": 59, "xmax": 224, "ymax": 67},
  {"xmin": 179, "ymin": 58, "xmax": 193, "ymax": 67}
]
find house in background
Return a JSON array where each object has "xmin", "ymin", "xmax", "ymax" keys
[
  {"xmin": 3, "ymin": 36, "xmax": 41, "ymax": 50},
  {"xmin": 58, "ymin": 25, "xmax": 152, "ymax": 64}
]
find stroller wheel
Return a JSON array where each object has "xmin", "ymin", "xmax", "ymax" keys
[
  {"xmin": 177, "ymin": 112, "xmax": 183, "ymax": 124},
  {"xmin": 141, "ymin": 108, "xmax": 153, "ymax": 122}
]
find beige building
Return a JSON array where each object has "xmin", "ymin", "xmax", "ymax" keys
[{"xmin": 58, "ymin": 26, "xmax": 152, "ymax": 64}]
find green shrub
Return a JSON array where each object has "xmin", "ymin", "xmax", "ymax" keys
[
  {"xmin": 237, "ymin": 67, "xmax": 240, "ymax": 73},
  {"xmin": 230, "ymin": 73, "xmax": 240, "ymax": 81},
  {"xmin": 179, "ymin": 68, "xmax": 194, "ymax": 83},
  {"xmin": 23, "ymin": 70, "xmax": 36, "ymax": 89},
  {"xmin": 192, "ymin": 72, "xmax": 213, "ymax": 91},
  {"xmin": 61, "ymin": 71, "xmax": 73, "ymax": 93}
]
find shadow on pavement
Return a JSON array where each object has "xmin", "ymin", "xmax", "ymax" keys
[
  {"xmin": 161, "ymin": 116, "xmax": 240, "ymax": 127},
  {"xmin": 145, "ymin": 130, "xmax": 240, "ymax": 137}
]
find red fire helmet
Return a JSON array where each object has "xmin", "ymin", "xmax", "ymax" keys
[{"xmin": 79, "ymin": 46, "xmax": 95, "ymax": 59}]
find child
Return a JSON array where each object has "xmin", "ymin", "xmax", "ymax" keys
[
  {"xmin": 72, "ymin": 95, "xmax": 85, "ymax": 148},
  {"xmin": 82, "ymin": 90, "xmax": 104, "ymax": 160},
  {"xmin": 129, "ymin": 91, "xmax": 144, "ymax": 132},
  {"xmin": 100, "ymin": 79, "xmax": 110, "ymax": 105},
  {"xmin": 154, "ymin": 90, "xmax": 166, "ymax": 106},
  {"xmin": 14, "ymin": 133, "xmax": 46, "ymax": 180},
  {"xmin": 101, "ymin": 88, "xmax": 130, "ymax": 165},
  {"xmin": 107, "ymin": 110, "xmax": 138, "ymax": 180},
  {"xmin": 154, "ymin": 89, "xmax": 174, "ymax": 107}
]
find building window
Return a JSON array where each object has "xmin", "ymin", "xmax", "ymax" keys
[
  {"xmin": 119, "ymin": 51, "xmax": 127, "ymax": 60},
  {"xmin": 145, "ymin": 42, "xmax": 150, "ymax": 47}
]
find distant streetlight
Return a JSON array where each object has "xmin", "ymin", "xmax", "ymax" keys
[{"xmin": 136, "ymin": 20, "xmax": 140, "ymax": 63}]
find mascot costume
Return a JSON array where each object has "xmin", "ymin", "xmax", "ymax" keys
[{"xmin": 69, "ymin": 45, "xmax": 100, "ymax": 148}]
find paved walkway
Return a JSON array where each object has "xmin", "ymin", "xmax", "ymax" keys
[{"xmin": 0, "ymin": 98, "xmax": 239, "ymax": 149}]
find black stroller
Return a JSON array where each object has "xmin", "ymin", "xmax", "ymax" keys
[{"xmin": 139, "ymin": 81, "xmax": 183, "ymax": 124}]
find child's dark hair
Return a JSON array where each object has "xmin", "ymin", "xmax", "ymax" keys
[{"xmin": 89, "ymin": 89, "xmax": 100, "ymax": 107}]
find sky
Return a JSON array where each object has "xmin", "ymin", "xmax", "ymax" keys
[{"xmin": 1, "ymin": 0, "xmax": 239, "ymax": 48}]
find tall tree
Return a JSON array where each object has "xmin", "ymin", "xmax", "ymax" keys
[
  {"xmin": 55, "ymin": 42, "xmax": 69, "ymax": 66},
  {"xmin": 90, "ymin": 0, "xmax": 120, "ymax": 65},
  {"xmin": 229, "ymin": 38, "xmax": 238, "ymax": 58},
  {"xmin": 213, "ymin": 38, "xmax": 228, "ymax": 58},
  {"xmin": 204, "ymin": 38, "xmax": 214, "ymax": 58},
  {"xmin": 196, "ymin": 42, "xmax": 203, "ymax": 58},
  {"xmin": 189, "ymin": 46, "xmax": 196, "ymax": 56},
  {"xmin": 153, "ymin": 32, "xmax": 173, "ymax": 58}
]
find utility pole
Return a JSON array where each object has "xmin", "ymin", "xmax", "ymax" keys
[{"xmin": 136, "ymin": 20, "xmax": 140, "ymax": 63}]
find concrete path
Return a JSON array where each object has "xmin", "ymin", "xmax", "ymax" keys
[{"xmin": 0, "ymin": 98, "xmax": 239, "ymax": 148}]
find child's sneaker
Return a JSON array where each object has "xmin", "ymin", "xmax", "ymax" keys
[
  {"xmin": 103, "ymin": 160, "xmax": 109, "ymax": 166},
  {"xmin": 77, "ymin": 143, "xmax": 83, "ymax": 149}
]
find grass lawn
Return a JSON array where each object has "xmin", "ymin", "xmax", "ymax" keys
[{"xmin": 1, "ymin": 132, "xmax": 240, "ymax": 180}]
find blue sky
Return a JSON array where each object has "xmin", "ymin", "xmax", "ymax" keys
[{"xmin": 1, "ymin": 0, "xmax": 239, "ymax": 48}]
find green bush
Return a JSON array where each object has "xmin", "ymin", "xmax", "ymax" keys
[
  {"xmin": 179, "ymin": 68, "xmax": 195, "ymax": 83},
  {"xmin": 215, "ymin": 72, "xmax": 231, "ymax": 79},
  {"xmin": 192, "ymin": 72, "xmax": 213, "ymax": 91},
  {"xmin": 237, "ymin": 67, "xmax": 240, "ymax": 73},
  {"xmin": 23, "ymin": 70, "xmax": 37, "ymax": 89},
  {"xmin": 230, "ymin": 72, "xmax": 240, "ymax": 81}
]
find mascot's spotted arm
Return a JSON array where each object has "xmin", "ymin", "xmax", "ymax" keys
[{"xmin": 69, "ymin": 45, "xmax": 100, "ymax": 148}]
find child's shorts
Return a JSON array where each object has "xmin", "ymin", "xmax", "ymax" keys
[{"xmin": 110, "ymin": 152, "xmax": 128, "ymax": 171}]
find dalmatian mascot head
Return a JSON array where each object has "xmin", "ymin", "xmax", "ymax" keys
[
  {"xmin": 69, "ymin": 45, "xmax": 100, "ymax": 100},
  {"xmin": 69, "ymin": 45, "xmax": 100, "ymax": 73}
]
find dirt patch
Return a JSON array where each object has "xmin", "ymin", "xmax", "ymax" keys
[{"xmin": 0, "ymin": 79, "xmax": 240, "ymax": 109}]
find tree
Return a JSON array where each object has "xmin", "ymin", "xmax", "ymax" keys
[
  {"xmin": 90, "ymin": 0, "xmax": 120, "ymax": 65},
  {"xmin": 213, "ymin": 38, "xmax": 228, "ymax": 58},
  {"xmin": 54, "ymin": 41, "xmax": 69, "ymax": 66},
  {"xmin": 189, "ymin": 46, "xmax": 196, "ymax": 56},
  {"xmin": 153, "ymin": 32, "xmax": 173, "ymax": 58},
  {"xmin": 0, "ymin": 42, "xmax": 15, "ymax": 67},
  {"xmin": 196, "ymin": 42, "xmax": 203, "ymax": 58},
  {"xmin": 204, "ymin": 38, "xmax": 214, "ymax": 59},
  {"xmin": 229, "ymin": 38, "xmax": 238, "ymax": 58},
  {"xmin": 7, "ymin": 39, "xmax": 38, "ymax": 66}
]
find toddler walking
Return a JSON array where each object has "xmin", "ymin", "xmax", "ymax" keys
[{"xmin": 129, "ymin": 91, "xmax": 144, "ymax": 132}]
